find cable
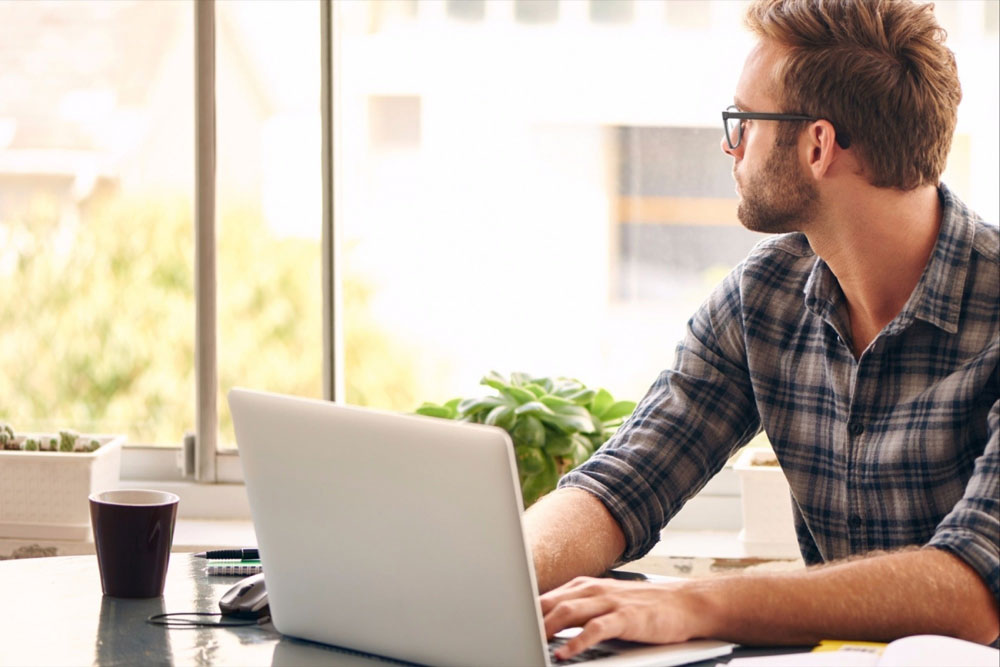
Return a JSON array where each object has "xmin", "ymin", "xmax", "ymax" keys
[{"xmin": 146, "ymin": 612, "xmax": 269, "ymax": 628}]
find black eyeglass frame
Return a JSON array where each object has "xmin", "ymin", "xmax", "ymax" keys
[{"xmin": 722, "ymin": 105, "xmax": 851, "ymax": 150}]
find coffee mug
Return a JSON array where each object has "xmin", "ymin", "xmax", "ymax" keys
[{"xmin": 89, "ymin": 489, "xmax": 179, "ymax": 598}]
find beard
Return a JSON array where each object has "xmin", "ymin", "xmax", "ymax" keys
[{"xmin": 736, "ymin": 141, "xmax": 819, "ymax": 234}]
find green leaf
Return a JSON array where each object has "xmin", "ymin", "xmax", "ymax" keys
[
  {"xmin": 480, "ymin": 371, "xmax": 509, "ymax": 392},
  {"xmin": 457, "ymin": 395, "xmax": 505, "ymax": 417},
  {"xmin": 600, "ymin": 400, "xmax": 637, "ymax": 422},
  {"xmin": 520, "ymin": 456, "xmax": 558, "ymax": 507},
  {"xmin": 415, "ymin": 403, "xmax": 454, "ymax": 419},
  {"xmin": 543, "ymin": 433, "xmax": 574, "ymax": 457},
  {"xmin": 484, "ymin": 404, "xmax": 516, "ymax": 430},
  {"xmin": 535, "ymin": 377, "xmax": 554, "ymax": 393},
  {"xmin": 566, "ymin": 388, "xmax": 596, "ymax": 406},
  {"xmin": 524, "ymin": 383, "xmax": 547, "ymax": 398},
  {"xmin": 590, "ymin": 388, "xmax": 614, "ymax": 417},
  {"xmin": 515, "ymin": 444, "xmax": 546, "ymax": 475},
  {"xmin": 499, "ymin": 385, "xmax": 536, "ymax": 405},
  {"xmin": 570, "ymin": 433, "xmax": 593, "ymax": 466},
  {"xmin": 514, "ymin": 401, "xmax": 556, "ymax": 417},
  {"xmin": 552, "ymin": 404, "xmax": 597, "ymax": 433},
  {"xmin": 553, "ymin": 379, "xmax": 585, "ymax": 398},
  {"xmin": 443, "ymin": 398, "xmax": 461, "ymax": 412},
  {"xmin": 539, "ymin": 394, "xmax": 574, "ymax": 410},
  {"xmin": 511, "ymin": 415, "xmax": 546, "ymax": 448}
]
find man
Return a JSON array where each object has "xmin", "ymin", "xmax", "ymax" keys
[{"xmin": 526, "ymin": 0, "xmax": 999, "ymax": 659}]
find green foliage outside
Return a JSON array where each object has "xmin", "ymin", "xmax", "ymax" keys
[
  {"xmin": 0, "ymin": 191, "xmax": 419, "ymax": 444},
  {"xmin": 417, "ymin": 371, "xmax": 636, "ymax": 507}
]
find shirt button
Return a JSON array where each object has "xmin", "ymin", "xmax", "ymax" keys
[
  {"xmin": 848, "ymin": 514, "xmax": 862, "ymax": 529},
  {"xmin": 848, "ymin": 421, "xmax": 865, "ymax": 436}
]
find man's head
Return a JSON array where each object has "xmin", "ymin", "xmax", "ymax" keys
[{"xmin": 743, "ymin": 0, "xmax": 962, "ymax": 191}]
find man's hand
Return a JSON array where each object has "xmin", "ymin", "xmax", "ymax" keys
[
  {"xmin": 540, "ymin": 577, "xmax": 710, "ymax": 661},
  {"xmin": 538, "ymin": 548, "xmax": 998, "ymax": 660}
]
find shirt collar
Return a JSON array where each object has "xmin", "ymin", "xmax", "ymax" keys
[{"xmin": 803, "ymin": 183, "xmax": 974, "ymax": 336}]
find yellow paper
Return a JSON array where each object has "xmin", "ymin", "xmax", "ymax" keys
[{"xmin": 812, "ymin": 640, "xmax": 888, "ymax": 654}]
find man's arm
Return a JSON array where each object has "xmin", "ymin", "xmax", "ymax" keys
[
  {"xmin": 523, "ymin": 487, "xmax": 626, "ymax": 593},
  {"xmin": 541, "ymin": 546, "xmax": 1000, "ymax": 661}
]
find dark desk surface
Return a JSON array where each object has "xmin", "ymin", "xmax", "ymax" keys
[
  {"xmin": 0, "ymin": 553, "xmax": 409, "ymax": 666},
  {"xmin": 0, "ymin": 553, "xmax": 807, "ymax": 666}
]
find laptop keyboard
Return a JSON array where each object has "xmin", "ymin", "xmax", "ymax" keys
[{"xmin": 548, "ymin": 637, "xmax": 617, "ymax": 664}]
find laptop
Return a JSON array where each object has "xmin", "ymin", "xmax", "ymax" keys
[{"xmin": 229, "ymin": 388, "xmax": 735, "ymax": 667}]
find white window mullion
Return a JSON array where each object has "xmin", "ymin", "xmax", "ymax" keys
[
  {"xmin": 195, "ymin": 0, "xmax": 218, "ymax": 482},
  {"xmin": 322, "ymin": 0, "xmax": 343, "ymax": 403}
]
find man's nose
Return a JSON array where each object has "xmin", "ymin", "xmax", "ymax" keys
[{"xmin": 721, "ymin": 136, "xmax": 738, "ymax": 157}]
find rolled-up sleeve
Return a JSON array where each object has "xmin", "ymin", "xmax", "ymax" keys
[
  {"xmin": 927, "ymin": 397, "xmax": 1000, "ymax": 604},
  {"xmin": 559, "ymin": 266, "xmax": 761, "ymax": 562}
]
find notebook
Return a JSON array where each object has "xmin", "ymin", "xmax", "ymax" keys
[
  {"xmin": 228, "ymin": 388, "xmax": 734, "ymax": 667},
  {"xmin": 206, "ymin": 561, "xmax": 263, "ymax": 577},
  {"xmin": 728, "ymin": 635, "xmax": 999, "ymax": 667}
]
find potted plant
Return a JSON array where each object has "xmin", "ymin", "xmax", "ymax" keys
[
  {"xmin": 0, "ymin": 423, "xmax": 124, "ymax": 541},
  {"xmin": 417, "ymin": 371, "xmax": 636, "ymax": 507},
  {"xmin": 733, "ymin": 439, "xmax": 800, "ymax": 559}
]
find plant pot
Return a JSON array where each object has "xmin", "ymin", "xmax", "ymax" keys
[
  {"xmin": 0, "ymin": 435, "xmax": 124, "ymax": 541},
  {"xmin": 733, "ymin": 447, "xmax": 800, "ymax": 559}
]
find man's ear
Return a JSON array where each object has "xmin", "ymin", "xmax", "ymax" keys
[{"xmin": 803, "ymin": 120, "xmax": 839, "ymax": 180}]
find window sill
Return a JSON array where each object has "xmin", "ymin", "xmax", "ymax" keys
[{"xmin": 0, "ymin": 518, "xmax": 257, "ymax": 559}]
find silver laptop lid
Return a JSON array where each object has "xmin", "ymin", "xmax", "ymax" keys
[{"xmin": 229, "ymin": 388, "xmax": 548, "ymax": 667}]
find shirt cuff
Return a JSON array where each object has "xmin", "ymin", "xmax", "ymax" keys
[
  {"xmin": 558, "ymin": 466, "xmax": 666, "ymax": 564},
  {"xmin": 927, "ymin": 528, "xmax": 1000, "ymax": 605}
]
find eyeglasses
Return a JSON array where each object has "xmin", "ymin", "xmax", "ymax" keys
[{"xmin": 722, "ymin": 105, "xmax": 851, "ymax": 150}]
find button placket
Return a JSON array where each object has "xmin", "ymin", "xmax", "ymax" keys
[{"xmin": 844, "ymin": 354, "xmax": 875, "ymax": 551}]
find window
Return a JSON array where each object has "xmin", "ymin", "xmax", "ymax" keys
[
  {"xmin": 330, "ymin": 0, "xmax": 999, "ymax": 427},
  {"xmin": 331, "ymin": 2, "xmax": 751, "ymax": 412},
  {"xmin": 615, "ymin": 127, "xmax": 761, "ymax": 306},
  {"xmin": 0, "ymin": 1, "xmax": 321, "ymax": 482},
  {"xmin": 0, "ymin": 1, "xmax": 196, "ymax": 444},
  {"xmin": 215, "ymin": 0, "xmax": 322, "ymax": 450}
]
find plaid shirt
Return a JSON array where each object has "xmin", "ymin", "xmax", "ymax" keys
[{"xmin": 561, "ymin": 184, "xmax": 999, "ymax": 603}]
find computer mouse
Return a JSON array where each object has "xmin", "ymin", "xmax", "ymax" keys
[{"xmin": 219, "ymin": 572, "xmax": 270, "ymax": 620}]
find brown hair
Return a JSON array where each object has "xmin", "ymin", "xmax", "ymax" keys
[{"xmin": 745, "ymin": 0, "xmax": 961, "ymax": 190}]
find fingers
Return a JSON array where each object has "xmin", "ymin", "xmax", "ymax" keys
[
  {"xmin": 539, "ymin": 576, "xmax": 606, "ymax": 614},
  {"xmin": 540, "ymin": 578, "xmax": 695, "ymax": 660},
  {"xmin": 553, "ymin": 612, "xmax": 626, "ymax": 661},
  {"xmin": 541, "ymin": 577, "xmax": 628, "ymax": 660},
  {"xmin": 543, "ymin": 594, "xmax": 616, "ymax": 638}
]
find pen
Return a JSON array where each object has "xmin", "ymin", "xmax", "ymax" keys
[{"xmin": 193, "ymin": 548, "xmax": 259, "ymax": 560}]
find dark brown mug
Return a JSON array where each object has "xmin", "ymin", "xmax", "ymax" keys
[{"xmin": 89, "ymin": 489, "xmax": 179, "ymax": 598}]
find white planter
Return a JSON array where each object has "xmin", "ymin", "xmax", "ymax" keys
[
  {"xmin": 0, "ymin": 435, "xmax": 124, "ymax": 541},
  {"xmin": 734, "ymin": 447, "xmax": 800, "ymax": 559}
]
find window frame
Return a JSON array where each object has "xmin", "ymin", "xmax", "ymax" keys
[
  {"xmin": 120, "ymin": 0, "xmax": 335, "ymax": 491},
  {"xmin": 121, "ymin": 0, "xmax": 743, "ymax": 528}
]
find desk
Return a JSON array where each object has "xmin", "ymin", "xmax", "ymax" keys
[{"xmin": 0, "ymin": 553, "xmax": 806, "ymax": 666}]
